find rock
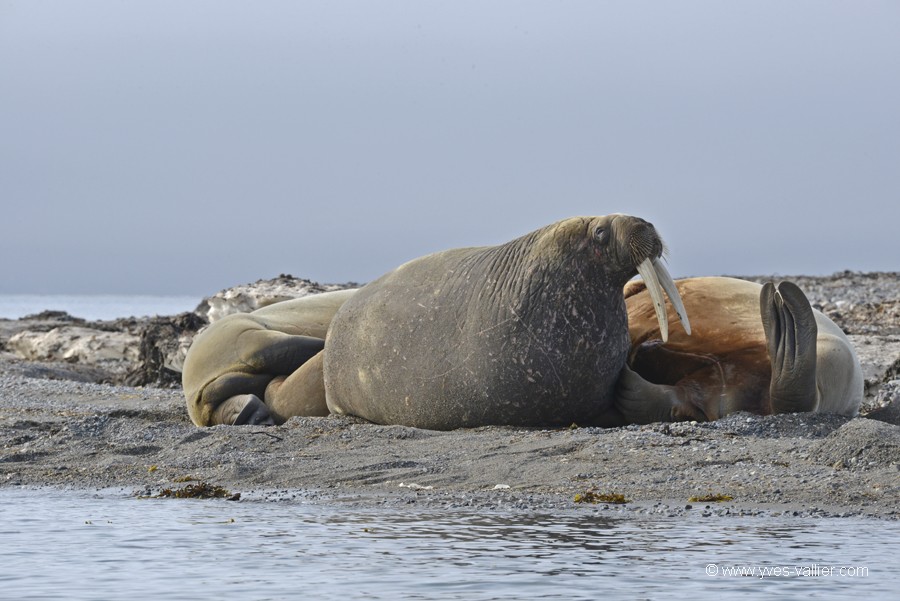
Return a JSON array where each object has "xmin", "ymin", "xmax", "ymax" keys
[
  {"xmin": 811, "ymin": 418, "xmax": 900, "ymax": 469},
  {"xmin": 875, "ymin": 379, "xmax": 900, "ymax": 404},
  {"xmin": 0, "ymin": 356, "xmax": 111, "ymax": 383},
  {"xmin": 125, "ymin": 312, "xmax": 208, "ymax": 388},
  {"xmin": 850, "ymin": 336, "xmax": 900, "ymax": 388},
  {"xmin": 8, "ymin": 326, "xmax": 139, "ymax": 376},
  {"xmin": 741, "ymin": 272, "xmax": 900, "ymax": 335},
  {"xmin": 0, "ymin": 311, "xmax": 87, "ymax": 349},
  {"xmin": 849, "ymin": 336, "xmax": 900, "ymax": 409},
  {"xmin": 1, "ymin": 275, "xmax": 358, "ymax": 388},
  {"xmin": 195, "ymin": 274, "xmax": 358, "ymax": 323},
  {"xmin": 121, "ymin": 275, "xmax": 359, "ymax": 385},
  {"xmin": 866, "ymin": 381, "xmax": 900, "ymax": 426}
]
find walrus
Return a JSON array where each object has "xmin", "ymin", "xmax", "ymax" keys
[
  {"xmin": 616, "ymin": 276, "xmax": 863, "ymax": 424},
  {"xmin": 182, "ymin": 215, "xmax": 686, "ymax": 428},
  {"xmin": 182, "ymin": 289, "xmax": 356, "ymax": 426},
  {"xmin": 323, "ymin": 214, "xmax": 690, "ymax": 430}
]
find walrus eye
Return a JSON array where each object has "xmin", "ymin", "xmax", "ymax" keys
[{"xmin": 594, "ymin": 227, "xmax": 607, "ymax": 242}]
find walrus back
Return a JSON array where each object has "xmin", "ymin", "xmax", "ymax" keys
[{"xmin": 323, "ymin": 242, "xmax": 630, "ymax": 429}]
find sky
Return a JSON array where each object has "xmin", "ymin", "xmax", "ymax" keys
[{"xmin": 2, "ymin": 1, "xmax": 898, "ymax": 295}]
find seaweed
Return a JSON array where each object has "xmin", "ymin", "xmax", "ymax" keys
[
  {"xmin": 688, "ymin": 493, "xmax": 733, "ymax": 503},
  {"xmin": 574, "ymin": 490, "xmax": 629, "ymax": 504},
  {"xmin": 157, "ymin": 482, "xmax": 241, "ymax": 501}
]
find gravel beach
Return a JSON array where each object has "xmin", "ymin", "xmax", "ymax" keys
[{"xmin": 2, "ymin": 272, "xmax": 899, "ymax": 519}]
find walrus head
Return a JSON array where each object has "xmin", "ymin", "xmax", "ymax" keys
[
  {"xmin": 604, "ymin": 214, "xmax": 691, "ymax": 343},
  {"xmin": 529, "ymin": 214, "xmax": 691, "ymax": 342}
]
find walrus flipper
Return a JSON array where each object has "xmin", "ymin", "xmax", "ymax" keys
[
  {"xmin": 760, "ymin": 281, "xmax": 818, "ymax": 413},
  {"xmin": 240, "ymin": 331, "xmax": 325, "ymax": 375},
  {"xmin": 614, "ymin": 364, "xmax": 706, "ymax": 424},
  {"xmin": 198, "ymin": 372, "xmax": 275, "ymax": 425},
  {"xmin": 211, "ymin": 394, "xmax": 275, "ymax": 426},
  {"xmin": 232, "ymin": 394, "xmax": 276, "ymax": 425}
]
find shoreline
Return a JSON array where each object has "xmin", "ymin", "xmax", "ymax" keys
[
  {"xmin": 1, "ymin": 374, "xmax": 897, "ymax": 520},
  {"xmin": 1, "ymin": 271, "xmax": 899, "ymax": 519},
  {"xmin": 5, "ymin": 483, "xmax": 893, "ymax": 523}
]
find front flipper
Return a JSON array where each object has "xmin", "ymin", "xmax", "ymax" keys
[
  {"xmin": 614, "ymin": 364, "xmax": 706, "ymax": 424},
  {"xmin": 760, "ymin": 281, "xmax": 818, "ymax": 413}
]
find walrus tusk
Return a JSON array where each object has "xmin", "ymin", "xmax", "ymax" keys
[
  {"xmin": 636, "ymin": 258, "xmax": 670, "ymax": 342},
  {"xmin": 652, "ymin": 257, "xmax": 691, "ymax": 336}
]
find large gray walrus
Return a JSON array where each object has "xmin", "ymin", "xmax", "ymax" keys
[
  {"xmin": 182, "ymin": 289, "xmax": 356, "ymax": 426},
  {"xmin": 323, "ymin": 214, "xmax": 690, "ymax": 430},
  {"xmin": 181, "ymin": 214, "xmax": 687, "ymax": 428}
]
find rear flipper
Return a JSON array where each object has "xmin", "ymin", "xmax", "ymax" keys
[
  {"xmin": 760, "ymin": 281, "xmax": 818, "ymax": 413},
  {"xmin": 212, "ymin": 394, "xmax": 276, "ymax": 426},
  {"xmin": 207, "ymin": 334, "xmax": 325, "ymax": 425}
]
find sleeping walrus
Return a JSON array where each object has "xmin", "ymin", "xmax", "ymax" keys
[{"xmin": 616, "ymin": 276, "xmax": 862, "ymax": 423}]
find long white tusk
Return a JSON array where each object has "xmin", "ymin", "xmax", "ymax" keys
[
  {"xmin": 652, "ymin": 257, "xmax": 691, "ymax": 336},
  {"xmin": 636, "ymin": 258, "xmax": 669, "ymax": 343}
]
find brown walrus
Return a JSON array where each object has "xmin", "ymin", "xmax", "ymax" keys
[{"xmin": 616, "ymin": 276, "xmax": 863, "ymax": 423}]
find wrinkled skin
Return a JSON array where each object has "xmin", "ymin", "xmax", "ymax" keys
[
  {"xmin": 324, "ymin": 214, "xmax": 675, "ymax": 430},
  {"xmin": 182, "ymin": 215, "xmax": 689, "ymax": 429},
  {"xmin": 617, "ymin": 277, "xmax": 863, "ymax": 424}
]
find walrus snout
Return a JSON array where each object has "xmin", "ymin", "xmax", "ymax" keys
[
  {"xmin": 627, "ymin": 220, "xmax": 665, "ymax": 267},
  {"xmin": 605, "ymin": 214, "xmax": 661, "ymax": 266},
  {"xmin": 614, "ymin": 217, "xmax": 691, "ymax": 344}
]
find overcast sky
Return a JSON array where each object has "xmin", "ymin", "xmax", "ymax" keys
[{"xmin": 2, "ymin": 1, "xmax": 898, "ymax": 295}]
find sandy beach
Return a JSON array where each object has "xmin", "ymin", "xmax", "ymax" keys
[{"xmin": 1, "ymin": 272, "xmax": 898, "ymax": 519}]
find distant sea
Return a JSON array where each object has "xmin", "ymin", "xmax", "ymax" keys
[{"xmin": 0, "ymin": 295, "xmax": 201, "ymax": 321}]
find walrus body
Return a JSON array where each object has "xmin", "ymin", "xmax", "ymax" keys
[
  {"xmin": 323, "ymin": 215, "xmax": 688, "ymax": 430},
  {"xmin": 617, "ymin": 277, "xmax": 863, "ymax": 423},
  {"xmin": 182, "ymin": 289, "xmax": 356, "ymax": 426}
]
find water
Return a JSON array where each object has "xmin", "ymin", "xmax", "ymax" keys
[
  {"xmin": 0, "ymin": 490, "xmax": 896, "ymax": 600},
  {"xmin": 0, "ymin": 295, "xmax": 201, "ymax": 321}
]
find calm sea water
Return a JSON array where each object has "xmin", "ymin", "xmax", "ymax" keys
[
  {"xmin": 0, "ymin": 295, "xmax": 201, "ymax": 321},
  {"xmin": 0, "ymin": 489, "xmax": 896, "ymax": 600}
]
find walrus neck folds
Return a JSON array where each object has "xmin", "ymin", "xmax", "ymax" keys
[{"xmin": 471, "ymin": 224, "xmax": 621, "ymax": 326}]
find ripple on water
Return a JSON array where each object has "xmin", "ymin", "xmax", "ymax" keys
[{"xmin": 0, "ymin": 489, "xmax": 896, "ymax": 600}]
